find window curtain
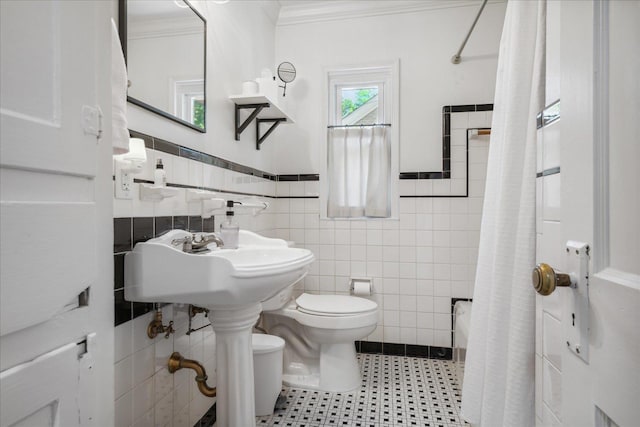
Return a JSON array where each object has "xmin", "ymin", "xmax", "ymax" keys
[{"xmin": 327, "ymin": 126, "xmax": 390, "ymax": 218}]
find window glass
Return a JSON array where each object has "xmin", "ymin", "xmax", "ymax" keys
[{"xmin": 339, "ymin": 87, "xmax": 379, "ymax": 125}]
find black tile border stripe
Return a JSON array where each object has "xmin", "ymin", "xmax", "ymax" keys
[
  {"xmin": 399, "ymin": 103, "xmax": 492, "ymax": 180},
  {"xmin": 131, "ymin": 129, "xmax": 322, "ymax": 183},
  {"xmin": 130, "ymin": 129, "xmax": 278, "ymax": 181},
  {"xmin": 127, "ymin": 110, "xmax": 493, "ymax": 202},
  {"xmin": 400, "ymin": 125, "xmax": 492, "ymax": 199},
  {"xmin": 356, "ymin": 340, "xmax": 453, "ymax": 361},
  {"xmin": 113, "ymin": 215, "xmax": 216, "ymax": 326},
  {"xmin": 132, "ymin": 103, "xmax": 492, "ymax": 187},
  {"xmin": 536, "ymin": 166, "xmax": 561, "ymax": 178}
]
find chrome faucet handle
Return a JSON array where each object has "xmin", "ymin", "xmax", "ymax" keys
[
  {"xmin": 171, "ymin": 235, "xmax": 192, "ymax": 245},
  {"xmin": 171, "ymin": 235, "xmax": 193, "ymax": 252},
  {"xmin": 194, "ymin": 233, "xmax": 224, "ymax": 248}
]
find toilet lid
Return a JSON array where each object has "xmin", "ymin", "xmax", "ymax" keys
[{"xmin": 295, "ymin": 293, "xmax": 377, "ymax": 317}]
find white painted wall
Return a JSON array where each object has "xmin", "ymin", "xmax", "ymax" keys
[{"xmin": 274, "ymin": 2, "xmax": 507, "ymax": 174}]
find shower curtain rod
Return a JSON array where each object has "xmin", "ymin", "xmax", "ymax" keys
[
  {"xmin": 327, "ymin": 123, "xmax": 391, "ymax": 129},
  {"xmin": 451, "ymin": 0, "xmax": 488, "ymax": 64}
]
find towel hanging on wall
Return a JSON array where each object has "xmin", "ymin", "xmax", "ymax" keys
[{"xmin": 111, "ymin": 18, "xmax": 129, "ymax": 155}]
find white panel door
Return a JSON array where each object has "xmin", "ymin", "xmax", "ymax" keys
[
  {"xmin": 0, "ymin": 0, "xmax": 111, "ymax": 425},
  {"xmin": 0, "ymin": 0, "xmax": 101, "ymax": 336},
  {"xmin": 1, "ymin": 343, "xmax": 84, "ymax": 427},
  {"xmin": 535, "ymin": 1, "xmax": 640, "ymax": 426}
]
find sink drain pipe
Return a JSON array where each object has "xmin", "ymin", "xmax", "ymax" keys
[{"xmin": 168, "ymin": 352, "xmax": 217, "ymax": 397}]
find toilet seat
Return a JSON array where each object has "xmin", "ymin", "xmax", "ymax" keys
[
  {"xmin": 296, "ymin": 293, "xmax": 377, "ymax": 317},
  {"xmin": 282, "ymin": 293, "xmax": 378, "ymax": 330}
]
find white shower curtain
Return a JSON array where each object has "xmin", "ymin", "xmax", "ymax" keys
[
  {"xmin": 327, "ymin": 126, "xmax": 390, "ymax": 218},
  {"xmin": 461, "ymin": 1, "xmax": 545, "ymax": 426}
]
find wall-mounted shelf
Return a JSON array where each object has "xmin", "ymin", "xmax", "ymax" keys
[
  {"xmin": 185, "ymin": 188, "xmax": 219, "ymax": 202},
  {"xmin": 140, "ymin": 184, "xmax": 180, "ymax": 201},
  {"xmin": 229, "ymin": 94, "xmax": 294, "ymax": 150}
]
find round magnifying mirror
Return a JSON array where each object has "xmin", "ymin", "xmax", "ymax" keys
[
  {"xmin": 277, "ymin": 62, "xmax": 296, "ymax": 96},
  {"xmin": 277, "ymin": 62, "xmax": 296, "ymax": 83}
]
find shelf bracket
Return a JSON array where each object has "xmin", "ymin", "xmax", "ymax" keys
[
  {"xmin": 235, "ymin": 103, "xmax": 269, "ymax": 141},
  {"xmin": 256, "ymin": 118, "xmax": 287, "ymax": 150}
]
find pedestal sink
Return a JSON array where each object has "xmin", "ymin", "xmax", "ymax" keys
[{"xmin": 125, "ymin": 230, "xmax": 314, "ymax": 427}]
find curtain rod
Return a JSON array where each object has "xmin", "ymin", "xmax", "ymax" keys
[
  {"xmin": 451, "ymin": 0, "xmax": 488, "ymax": 64},
  {"xmin": 327, "ymin": 123, "xmax": 391, "ymax": 129}
]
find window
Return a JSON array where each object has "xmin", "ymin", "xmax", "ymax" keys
[
  {"xmin": 322, "ymin": 62, "xmax": 399, "ymax": 219},
  {"xmin": 338, "ymin": 86, "xmax": 380, "ymax": 125},
  {"xmin": 174, "ymin": 79, "xmax": 205, "ymax": 130}
]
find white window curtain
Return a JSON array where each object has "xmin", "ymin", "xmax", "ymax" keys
[{"xmin": 327, "ymin": 126, "xmax": 390, "ymax": 218}]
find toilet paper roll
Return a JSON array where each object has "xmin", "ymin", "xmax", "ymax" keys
[{"xmin": 352, "ymin": 280, "xmax": 371, "ymax": 296}]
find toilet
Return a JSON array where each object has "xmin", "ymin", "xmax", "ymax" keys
[{"xmin": 261, "ymin": 286, "xmax": 378, "ymax": 392}]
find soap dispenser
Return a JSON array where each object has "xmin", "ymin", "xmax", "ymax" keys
[
  {"xmin": 220, "ymin": 200, "xmax": 239, "ymax": 249},
  {"xmin": 154, "ymin": 158, "xmax": 166, "ymax": 187}
]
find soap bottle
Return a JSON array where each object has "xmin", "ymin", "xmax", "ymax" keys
[
  {"xmin": 220, "ymin": 201, "xmax": 239, "ymax": 249},
  {"xmin": 154, "ymin": 158, "xmax": 166, "ymax": 187}
]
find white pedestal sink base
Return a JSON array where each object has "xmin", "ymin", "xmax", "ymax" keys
[{"xmin": 209, "ymin": 303, "xmax": 262, "ymax": 427}]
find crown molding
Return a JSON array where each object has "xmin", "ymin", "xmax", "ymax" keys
[
  {"xmin": 277, "ymin": 0, "xmax": 504, "ymax": 27},
  {"xmin": 128, "ymin": 16, "xmax": 203, "ymax": 40}
]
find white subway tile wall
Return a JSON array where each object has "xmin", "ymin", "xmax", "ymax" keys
[
  {"xmin": 535, "ymin": 107, "xmax": 564, "ymax": 424},
  {"xmin": 114, "ymin": 303, "xmax": 224, "ymax": 426},
  {"xmin": 115, "ymin": 115, "xmax": 490, "ymax": 424},
  {"xmin": 273, "ymin": 126, "xmax": 490, "ymax": 349}
]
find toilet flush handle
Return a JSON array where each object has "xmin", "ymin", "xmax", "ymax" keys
[{"xmin": 531, "ymin": 263, "xmax": 574, "ymax": 296}]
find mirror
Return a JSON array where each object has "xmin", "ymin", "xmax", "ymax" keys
[
  {"xmin": 119, "ymin": 0, "xmax": 206, "ymax": 132},
  {"xmin": 277, "ymin": 62, "xmax": 296, "ymax": 97}
]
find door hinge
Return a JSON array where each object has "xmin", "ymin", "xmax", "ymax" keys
[{"xmin": 82, "ymin": 105, "xmax": 103, "ymax": 140}]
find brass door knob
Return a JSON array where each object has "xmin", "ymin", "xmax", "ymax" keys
[{"xmin": 532, "ymin": 263, "xmax": 573, "ymax": 296}]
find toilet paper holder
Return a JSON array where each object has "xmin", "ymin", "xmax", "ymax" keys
[{"xmin": 350, "ymin": 277, "xmax": 372, "ymax": 296}]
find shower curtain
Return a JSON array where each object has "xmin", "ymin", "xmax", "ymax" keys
[
  {"xmin": 461, "ymin": 1, "xmax": 545, "ymax": 426},
  {"xmin": 327, "ymin": 126, "xmax": 390, "ymax": 218}
]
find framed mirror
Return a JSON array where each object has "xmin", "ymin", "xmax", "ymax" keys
[{"xmin": 119, "ymin": 0, "xmax": 206, "ymax": 132}]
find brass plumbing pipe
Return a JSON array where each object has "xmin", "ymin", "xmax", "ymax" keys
[{"xmin": 168, "ymin": 352, "xmax": 216, "ymax": 398}]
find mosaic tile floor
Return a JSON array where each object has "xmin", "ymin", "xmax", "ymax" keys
[{"xmin": 256, "ymin": 354, "xmax": 469, "ymax": 427}]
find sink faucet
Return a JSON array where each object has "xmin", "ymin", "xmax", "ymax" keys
[
  {"xmin": 193, "ymin": 233, "xmax": 224, "ymax": 250},
  {"xmin": 172, "ymin": 233, "xmax": 224, "ymax": 253}
]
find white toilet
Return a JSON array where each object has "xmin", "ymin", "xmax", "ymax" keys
[{"xmin": 261, "ymin": 286, "xmax": 378, "ymax": 392}]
